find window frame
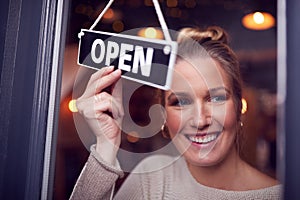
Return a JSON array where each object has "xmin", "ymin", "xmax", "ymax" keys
[{"xmin": 0, "ymin": 0, "xmax": 68, "ymax": 199}]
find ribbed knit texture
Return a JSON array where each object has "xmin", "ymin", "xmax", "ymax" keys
[
  {"xmin": 70, "ymin": 147, "xmax": 282, "ymax": 200},
  {"xmin": 70, "ymin": 145, "xmax": 124, "ymax": 200}
]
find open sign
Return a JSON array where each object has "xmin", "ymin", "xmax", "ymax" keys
[{"xmin": 78, "ymin": 29, "xmax": 178, "ymax": 90}]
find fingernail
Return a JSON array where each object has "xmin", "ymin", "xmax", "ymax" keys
[
  {"xmin": 108, "ymin": 65, "xmax": 114, "ymax": 70},
  {"xmin": 112, "ymin": 69, "xmax": 121, "ymax": 76}
]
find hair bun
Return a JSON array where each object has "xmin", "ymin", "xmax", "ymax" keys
[
  {"xmin": 177, "ymin": 26, "xmax": 229, "ymax": 45},
  {"xmin": 206, "ymin": 26, "xmax": 228, "ymax": 44}
]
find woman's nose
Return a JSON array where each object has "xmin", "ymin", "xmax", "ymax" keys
[{"xmin": 190, "ymin": 100, "xmax": 211, "ymax": 129}]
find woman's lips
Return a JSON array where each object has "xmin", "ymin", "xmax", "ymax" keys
[{"xmin": 184, "ymin": 132, "xmax": 221, "ymax": 144}]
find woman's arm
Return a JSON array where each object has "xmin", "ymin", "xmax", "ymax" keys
[
  {"xmin": 70, "ymin": 145, "xmax": 124, "ymax": 200},
  {"xmin": 70, "ymin": 66, "xmax": 124, "ymax": 199}
]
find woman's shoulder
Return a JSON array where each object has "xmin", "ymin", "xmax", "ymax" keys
[
  {"xmin": 240, "ymin": 161, "xmax": 280, "ymax": 190},
  {"xmin": 208, "ymin": 184, "xmax": 282, "ymax": 200},
  {"xmin": 236, "ymin": 184, "xmax": 282, "ymax": 200}
]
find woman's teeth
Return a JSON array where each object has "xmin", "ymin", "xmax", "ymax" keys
[{"xmin": 186, "ymin": 133, "xmax": 219, "ymax": 144}]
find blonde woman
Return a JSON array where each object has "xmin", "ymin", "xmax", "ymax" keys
[{"xmin": 71, "ymin": 26, "xmax": 282, "ymax": 200}]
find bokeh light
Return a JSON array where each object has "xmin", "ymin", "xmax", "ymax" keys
[
  {"xmin": 242, "ymin": 98, "xmax": 248, "ymax": 114},
  {"xmin": 242, "ymin": 12, "xmax": 275, "ymax": 30},
  {"xmin": 137, "ymin": 27, "xmax": 163, "ymax": 39},
  {"xmin": 126, "ymin": 131, "xmax": 140, "ymax": 143},
  {"xmin": 68, "ymin": 99, "xmax": 78, "ymax": 113}
]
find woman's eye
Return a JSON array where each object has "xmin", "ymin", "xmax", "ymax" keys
[
  {"xmin": 210, "ymin": 95, "xmax": 227, "ymax": 103},
  {"xmin": 170, "ymin": 98, "xmax": 192, "ymax": 106}
]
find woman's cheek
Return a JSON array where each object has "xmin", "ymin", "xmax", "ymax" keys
[
  {"xmin": 214, "ymin": 102, "xmax": 237, "ymax": 130},
  {"xmin": 166, "ymin": 110, "xmax": 182, "ymax": 137}
]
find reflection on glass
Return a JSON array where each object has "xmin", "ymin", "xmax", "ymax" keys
[{"xmin": 53, "ymin": 0, "xmax": 278, "ymax": 199}]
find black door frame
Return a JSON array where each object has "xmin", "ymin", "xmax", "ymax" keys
[
  {"xmin": 0, "ymin": 0, "xmax": 67, "ymax": 199},
  {"xmin": 284, "ymin": 0, "xmax": 300, "ymax": 199}
]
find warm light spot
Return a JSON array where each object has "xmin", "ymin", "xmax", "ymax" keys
[
  {"xmin": 242, "ymin": 12, "xmax": 275, "ymax": 30},
  {"xmin": 103, "ymin": 8, "xmax": 114, "ymax": 19},
  {"xmin": 253, "ymin": 12, "xmax": 264, "ymax": 24},
  {"xmin": 145, "ymin": 27, "xmax": 158, "ymax": 38},
  {"xmin": 167, "ymin": 0, "xmax": 178, "ymax": 7},
  {"xmin": 185, "ymin": 0, "xmax": 196, "ymax": 8},
  {"xmin": 167, "ymin": 8, "xmax": 182, "ymax": 18},
  {"xmin": 144, "ymin": 0, "xmax": 153, "ymax": 6},
  {"xmin": 137, "ymin": 27, "xmax": 163, "ymax": 39},
  {"xmin": 127, "ymin": 131, "xmax": 139, "ymax": 143},
  {"xmin": 112, "ymin": 20, "xmax": 124, "ymax": 32},
  {"xmin": 68, "ymin": 99, "xmax": 78, "ymax": 113},
  {"xmin": 241, "ymin": 98, "xmax": 248, "ymax": 114}
]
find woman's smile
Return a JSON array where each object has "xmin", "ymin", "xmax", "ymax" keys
[{"xmin": 184, "ymin": 131, "xmax": 221, "ymax": 145}]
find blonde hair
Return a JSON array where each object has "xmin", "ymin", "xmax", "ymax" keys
[{"xmin": 177, "ymin": 26, "xmax": 229, "ymax": 44}]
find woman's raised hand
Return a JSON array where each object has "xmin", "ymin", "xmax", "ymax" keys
[{"xmin": 76, "ymin": 66, "xmax": 124, "ymax": 164}]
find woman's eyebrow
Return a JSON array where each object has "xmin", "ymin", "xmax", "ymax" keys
[
  {"xmin": 208, "ymin": 86, "xmax": 231, "ymax": 94},
  {"xmin": 167, "ymin": 92, "xmax": 189, "ymax": 101}
]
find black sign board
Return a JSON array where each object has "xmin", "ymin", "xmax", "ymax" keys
[{"xmin": 78, "ymin": 29, "xmax": 178, "ymax": 90}]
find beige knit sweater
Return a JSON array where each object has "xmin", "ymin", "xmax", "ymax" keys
[{"xmin": 70, "ymin": 145, "xmax": 282, "ymax": 200}]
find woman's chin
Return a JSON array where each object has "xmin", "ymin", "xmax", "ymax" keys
[{"xmin": 183, "ymin": 148, "xmax": 221, "ymax": 167}]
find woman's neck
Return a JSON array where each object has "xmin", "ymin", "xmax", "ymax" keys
[{"xmin": 186, "ymin": 147, "xmax": 248, "ymax": 191}]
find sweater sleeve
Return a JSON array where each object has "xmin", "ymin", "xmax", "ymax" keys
[{"xmin": 69, "ymin": 145, "xmax": 124, "ymax": 200}]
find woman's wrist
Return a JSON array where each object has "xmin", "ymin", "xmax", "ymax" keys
[{"xmin": 95, "ymin": 136, "xmax": 120, "ymax": 165}]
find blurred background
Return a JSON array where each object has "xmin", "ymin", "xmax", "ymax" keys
[{"xmin": 54, "ymin": 0, "xmax": 277, "ymax": 199}]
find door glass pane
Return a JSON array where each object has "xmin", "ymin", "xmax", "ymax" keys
[{"xmin": 53, "ymin": 1, "xmax": 279, "ymax": 199}]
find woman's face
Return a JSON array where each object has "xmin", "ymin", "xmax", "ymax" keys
[{"xmin": 165, "ymin": 57, "xmax": 239, "ymax": 167}]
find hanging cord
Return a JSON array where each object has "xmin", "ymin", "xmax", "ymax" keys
[
  {"xmin": 89, "ymin": 0, "xmax": 172, "ymax": 42},
  {"xmin": 151, "ymin": 0, "xmax": 172, "ymax": 41},
  {"xmin": 89, "ymin": 0, "xmax": 115, "ymax": 30}
]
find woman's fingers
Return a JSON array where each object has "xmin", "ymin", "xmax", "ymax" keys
[
  {"xmin": 82, "ymin": 66, "xmax": 121, "ymax": 98},
  {"xmin": 87, "ymin": 66, "xmax": 114, "ymax": 86},
  {"xmin": 93, "ymin": 69, "xmax": 121, "ymax": 95},
  {"xmin": 94, "ymin": 92, "xmax": 124, "ymax": 119},
  {"xmin": 111, "ymin": 78, "xmax": 123, "ymax": 104}
]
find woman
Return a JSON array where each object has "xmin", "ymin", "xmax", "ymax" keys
[{"xmin": 71, "ymin": 26, "xmax": 281, "ymax": 199}]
